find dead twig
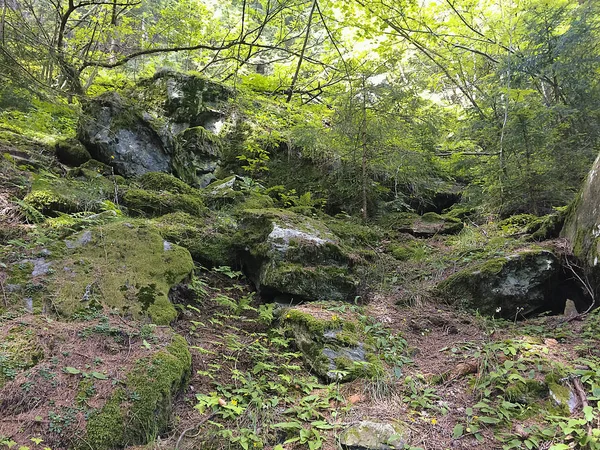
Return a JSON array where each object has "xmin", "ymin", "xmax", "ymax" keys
[{"xmin": 175, "ymin": 412, "xmax": 217, "ymax": 450}]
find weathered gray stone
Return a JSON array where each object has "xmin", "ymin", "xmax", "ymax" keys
[
  {"xmin": 339, "ymin": 421, "xmax": 407, "ymax": 450},
  {"xmin": 436, "ymin": 250, "xmax": 560, "ymax": 318},
  {"xmin": 77, "ymin": 71, "xmax": 233, "ymax": 185},
  {"xmin": 238, "ymin": 209, "xmax": 358, "ymax": 302},
  {"xmin": 78, "ymin": 92, "xmax": 171, "ymax": 178}
]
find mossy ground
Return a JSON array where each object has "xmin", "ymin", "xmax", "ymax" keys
[{"xmin": 0, "ymin": 314, "xmax": 191, "ymax": 450}]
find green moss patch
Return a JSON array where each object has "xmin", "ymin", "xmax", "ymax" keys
[
  {"xmin": 49, "ymin": 222, "xmax": 194, "ymax": 324},
  {"xmin": 122, "ymin": 188, "xmax": 207, "ymax": 217},
  {"xmin": 137, "ymin": 171, "xmax": 198, "ymax": 195},
  {"xmin": 0, "ymin": 315, "xmax": 190, "ymax": 450},
  {"xmin": 23, "ymin": 172, "xmax": 118, "ymax": 217},
  {"xmin": 153, "ymin": 211, "xmax": 238, "ymax": 266},
  {"xmin": 280, "ymin": 306, "xmax": 383, "ymax": 382}
]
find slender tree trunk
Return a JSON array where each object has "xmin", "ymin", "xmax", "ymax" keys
[
  {"xmin": 361, "ymin": 75, "xmax": 368, "ymax": 221},
  {"xmin": 286, "ymin": 0, "xmax": 317, "ymax": 103}
]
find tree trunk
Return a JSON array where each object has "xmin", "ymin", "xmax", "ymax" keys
[{"xmin": 361, "ymin": 75, "xmax": 368, "ymax": 221}]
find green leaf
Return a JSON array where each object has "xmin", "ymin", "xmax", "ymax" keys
[
  {"xmin": 477, "ymin": 416, "xmax": 501, "ymax": 424},
  {"xmin": 142, "ymin": 340, "xmax": 152, "ymax": 349},
  {"xmin": 272, "ymin": 421, "xmax": 302, "ymax": 430},
  {"xmin": 91, "ymin": 372, "xmax": 108, "ymax": 380},
  {"xmin": 63, "ymin": 367, "xmax": 80, "ymax": 375},
  {"xmin": 452, "ymin": 424, "xmax": 464, "ymax": 439},
  {"xmin": 583, "ymin": 405, "xmax": 594, "ymax": 422}
]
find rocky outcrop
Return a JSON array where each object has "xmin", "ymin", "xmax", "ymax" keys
[
  {"xmin": 237, "ymin": 208, "xmax": 359, "ymax": 302},
  {"xmin": 77, "ymin": 71, "xmax": 232, "ymax": 186},
  {"xmin": 436, "ymin": 250, "xmax": 560, "ymax": 318},
  {"xmin": 563, "ymin": 153, "xmax": 600, "ymax": 282}
]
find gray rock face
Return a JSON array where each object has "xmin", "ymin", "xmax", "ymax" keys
[
  {"xmin": 78, "ymin": 92, "xmax": 171, "ymax": 177},
  {"xmin": 563, "ymin": 153, "xmax": 600, "ymax": 283},
  {"xmin": 238, "ymin": 209, "xmax": 358, "ymax": 303},
  {"xmin": 436, "ymin": 250, "xmax": 560, "ymax": 318},
  {"xmin": 339, "ymin": 421, "xmax": 407, "ymax": 450},
  {"xmin": 77, "ymin": 71, "xmax": 232, "ymax": 185}
]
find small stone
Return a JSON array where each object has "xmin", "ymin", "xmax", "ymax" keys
[
  {"xmin": 563, "ymin": 299, "xmax": 578, "ymax": 318},
  {"xmin": 339, "ymin": 421, "xmax": 407, "ymax": 450}
]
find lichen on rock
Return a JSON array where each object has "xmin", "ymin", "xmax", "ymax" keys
[
  {"xmin": 49, "ymin": 221, "xmax": 194, "ymax": 324},
  {"xmin": 236, "ymin": 208, "xmax": 358, "ymax": 302},
  {"xmin": 280, "ymin": 306, "xmax": 384, "ymax": 381}
]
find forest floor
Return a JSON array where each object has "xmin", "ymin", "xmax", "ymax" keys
[{"xmin": 138, "ymin": 261, "xmax": 597, "ymax": 450}]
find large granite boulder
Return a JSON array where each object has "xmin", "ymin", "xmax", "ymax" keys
[
  {"xmin": 77, "ymin": 71, "xmax": 232, "ymax": 186},
  {"xmin": 50, "ymin": 222, "xmax": 194, "ymax": 324},
  {"xmin": 563, "ymin": 153, "xmax": 600, "ymax": 281},
  {"xmin": 237, "ymin": 209, "xmax": 359, "ymax": 302},
  {"xmin": 436, "ymin": 250, "xmax": 560, "ymax": 318}
]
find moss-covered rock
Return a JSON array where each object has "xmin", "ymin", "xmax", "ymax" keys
[
  {"xmin": 236, "ymin": 208, "xmax": 358, "ymax": 302},
  {"xmin": 137, "ymin": 171, "xmax": 198, "ymax": 195},
  {"xmin": 55, "ymin": 138, "xmax": 91, "ymax": 166},
  {"xmin": 562, "ymin": 153, "xmax": 600, "ymax": 285},
  {"xmin": 85, "ymin": 334, "xmax": 191, "ymax": 449},
  {"xmin": 435, "ymin": 250, "xmax": 560, "ymax": 318},
  {"xmin": 0, "ymin": 325, "xmax": 44, "ymax": 387},
  {"xmin": 50, "ymin": 222, "xmax": 194, "ymax": 324},
  {"xmin": 122, "ymin": 188, "xmax": 207, "ymax": 217},
  {"xmin": 23, "ymin": 173, "xmax": 118, "ymax": 217},
  {"xmin": 380, "ymin": 212, "xmax": 463, "ymax": 237},
  {"xmin": 281, "ymin": 306, "xmax": 384, "ymax": 382},
  {"xmin": 339, "ymin": 421, "xmax": 407, "ymax": 450},
  {"xmin": 78, "ymin": 92, "xmax": 172, "ymax": 178},
  {"xmin": 153, "ymin": 211, "xmax": 238, "ymax": 266},
  {"xmin": 173, "ymin": 126, "xmax": 223, "ymax": 188},
  {"xmin": 0, "ymin": 315, "xmax": 190, "ymax": 450}
]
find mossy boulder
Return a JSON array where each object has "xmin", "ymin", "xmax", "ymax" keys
[
  {"xmin": 562, "ymin": 156, "xmax": 600, "ymax": 280},
  {"xmin": 0, "ymin": 324, "xmax": 44, "ymax": 387},
  {"xmin": 339, "ymin": 421, "xmax": 408, "ymax": 450},
  {"xmin": 436, "ymin": 250, "xmax": 560, "ymax": 318},
  {"xmin": 237, "ymin": 209, "xmax": 358, "ymax": 302},
  {"xmin": 23, "ymin": 173, "xmax": 118, "ymax": 217},
  {"xmin": 135, "ymin": 69, "xmax": 233, "ymax": 131},
  {"xmin": 50, "ymin": 222, "xmax": 194, "ymax": 324},
  {"xmin": 153, "ymin": 211, "xmax": 238, "ymax": 267},
  {"xmin": 55, "ymin": 138, "xmax": 91, "ymax": 166},
  {"xmin": 281, "ymin": 306, "xmax": 384, "ymax": 382},
  {"xmin": 137, "ymin": 171, "xmax": 198, "ymax": 195},
  {"xmin": 85, "ymin": 334, "xmax": 191, "ymax": 449},
  {"xmin": 172, "ymin": 126, "xmax": 223, "ymax": 188},
  {"xmin": 78, "ymin": 92, "xmax": 172, "ymax": 178},
  {"xmin": 122, "ymin": 188, "xmax": 206, "ymax": 217},
  {"xmin": 202, "ymin": 175, "xmax": 248, "ymax": 207},
  {"xmin": 78, "ymin": 71, "xmax": 233, "ymax": 186},
  {"xmin": 381, "ymin": 212, "xmax": 463, "ymax": 237}
]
